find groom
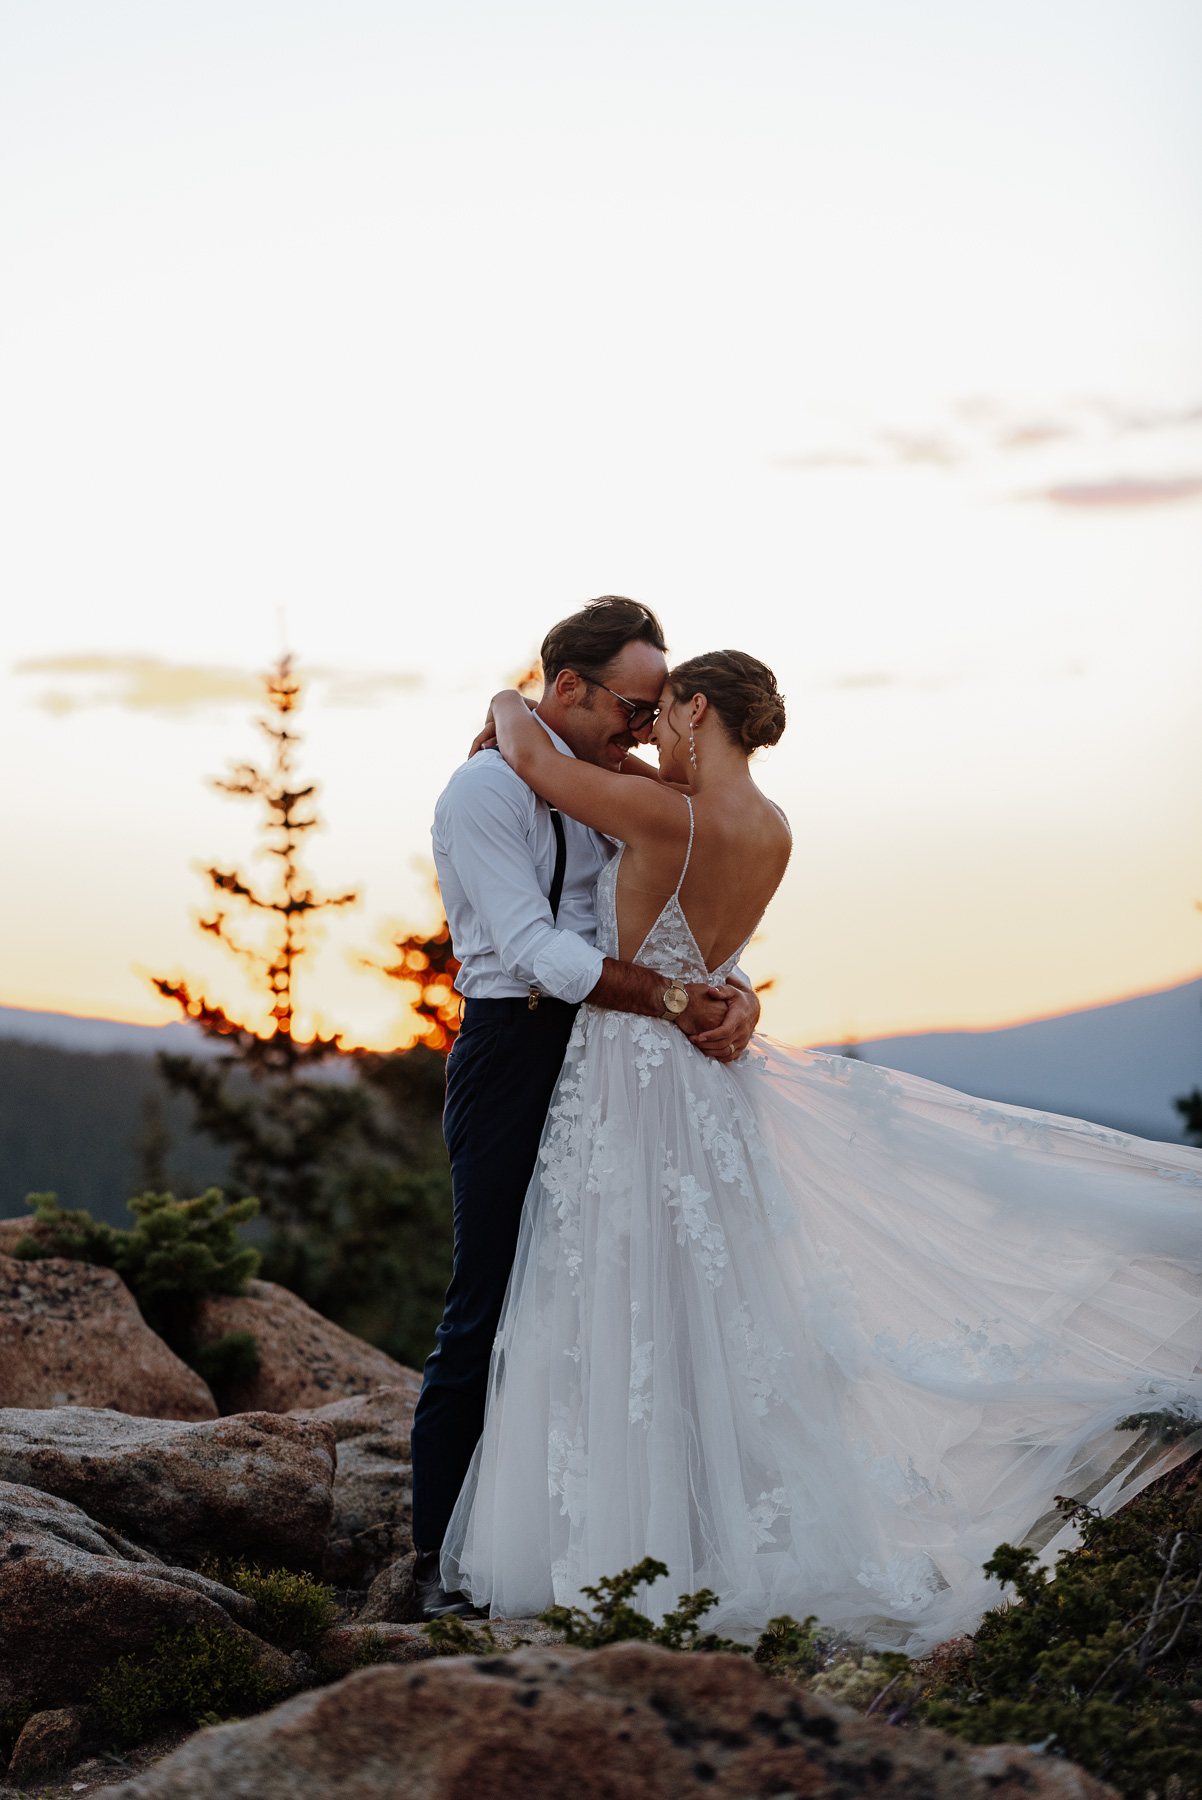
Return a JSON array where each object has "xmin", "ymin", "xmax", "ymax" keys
[{"xmin": 409, "ymin": 595, "xmax": 761, "ymax": 1618}]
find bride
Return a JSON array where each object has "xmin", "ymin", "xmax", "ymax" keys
[{"xmin": 441, "ymin": 650, "xmax": 1202, "ymax": 1651}]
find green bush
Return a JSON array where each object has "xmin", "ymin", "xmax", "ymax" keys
[
  {"xmin": 920, "ymin": 1492, "xmax": 1202, "ymax": 1798},
  {"xmin": 17, "ymin": 1189, "xmax": 259, "ymax": 1321},
  {"xmin": 349, "ymin": 1627, "xmax": 394, "ymax": 1669},
  {"xmin": 811, "ymin": 1650, "xmax": 915, "ymax": 1714},
  {"xmin": 752, "ymin": 1612, "xmax": 824, "ymax": 1676},
  {"xmin": 14, "ymin": 1189, "xmax": 260, "ymax": 1390},
  {"xmin": 199, "ymin": 1558, "xmax": 337, "ymax": 1654},
  {"xmin": 538, "ymin": 1558, "xmax": 756, "ymax": 1655},
  {"xmin": 420, "ymin": 1570, "xmax": 825, "ymax": 1667},
  {"xmin": 90, "ymin": 1625, "xmax": 285, "ymax": 1747},
  {"xmin": 14, "ymin": 1197, "xmax": 115, "ymax": 1266},
  {"xmin": 423, "ymin": 1615, "xmax": 504, "ymax": 1656},
  {"xmin": 1116, "ymin": 1406, "xmax": 1201, "ymax": 1445}
]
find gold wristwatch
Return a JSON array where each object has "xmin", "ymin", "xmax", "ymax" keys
[{"xmin": 660, "ymin": 982, "xmax": 689, "ymax": 1023}]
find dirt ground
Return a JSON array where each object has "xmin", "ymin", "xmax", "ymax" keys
[{"xmin": 0, "ymin": 1723, "xmax": 192, "ymax": 1799}]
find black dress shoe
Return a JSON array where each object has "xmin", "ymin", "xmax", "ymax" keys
[{"xmin": 413, "ymin": 1548, "xmax": 485, "ymax": 1621}]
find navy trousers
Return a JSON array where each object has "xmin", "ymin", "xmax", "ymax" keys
[{"xmin": 410, "ymin": 994, "xmax": 580, "ymax": 1553}]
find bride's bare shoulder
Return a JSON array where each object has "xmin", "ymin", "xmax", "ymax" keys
[
  {"xmin": 742, "ymin": 791, "xmax": 793, "ymax": 880},
  {"xmin": 737, "ymin": 782, "xmax": 791, "ymax": 845},
  {"xmin": 701, "ymin": 788, "xmax": 792, "ymax": 873}
]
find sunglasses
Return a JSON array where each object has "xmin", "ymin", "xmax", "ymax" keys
[{"xmin": 573, "ymin": 672, "xmax": 661, "ymax": 736}]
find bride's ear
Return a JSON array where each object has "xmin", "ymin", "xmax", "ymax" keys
[{"xmin": 690, "ymin": 693, "xmax": 709, "ymax": 727}]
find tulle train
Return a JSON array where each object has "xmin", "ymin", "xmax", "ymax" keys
[{"xmin": 443, "ymin": 1015, "xmax": 1202, "ymax": 1651}]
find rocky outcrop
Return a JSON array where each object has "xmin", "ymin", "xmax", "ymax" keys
[
  {"xmin": 0, "ymin": 1481, "xmax": 288, "ymax": 1715},
  {"xmin": 5, "ymin": 1704, "xmax": 88, "ymax": 1783},
  {"xmin": 358, "ymin": 1549, "xmax": 420, "ymax": 1624},
  {"xmin": 192, "ymin": 1280, "xmax": 416, "ymax": 1414},
  {"xmin": 289, "ymin": 1379, "xmax": 420, "ymax": 1445},
  {"xmin": 0, "ymin": 1406, "xmax": 336, "ymax": 1569},
  {"xmin": 102, "ymin": 1641, "xmax": 1120, "ymax": 1800},
  {"xmin": 314, "ymin": 1620, "xmax": 437, "ymax": 1676},
  {"xmin": 290, "ymin": 1385, "xmax": 420, "ymax": 1585},
  {"xmin": 0, "ymin": 1212, "xmax": 35, "ymax": 1256},
  {"xmin": 0, "ymin": 1253, "xmax": 218, "ymax": 1419}
]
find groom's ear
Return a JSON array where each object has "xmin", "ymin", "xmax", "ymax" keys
[{"xmin": 552, "ymin": 669, "xmax": 586, "ymax": 708}]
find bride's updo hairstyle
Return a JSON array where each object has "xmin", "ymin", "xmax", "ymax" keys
[{"xmin": 668, "ymin": 650, "xmax": 786, "ymax": 752}]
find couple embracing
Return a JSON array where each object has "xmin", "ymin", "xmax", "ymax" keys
[{"xmin": 411, "ymin": 595, "xmax": 1202, "ymax": 1654}]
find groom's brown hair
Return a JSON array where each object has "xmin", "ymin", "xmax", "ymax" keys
[{"xmin": 540, "ymin": 596, "xmax": 667, "ymax": 684}]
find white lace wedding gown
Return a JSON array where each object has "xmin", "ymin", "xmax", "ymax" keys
[{"xmin": 442, "ymin": 803, "xmax": 1202, "ymax": 1651}]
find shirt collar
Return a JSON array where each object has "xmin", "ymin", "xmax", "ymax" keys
[{"xmin": 534, "ymin": 713, "xmax": 575, "ymax": 758}]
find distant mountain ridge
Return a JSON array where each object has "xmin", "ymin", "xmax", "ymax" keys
[
  {"xmin": 2, "ymin": 974, "xmax": 1198, "ymax": 1170},
  {"xmin": 0, "ymin": 1005, "xmax": 220, "ymax": 1057},
  {"xmin": 817, "ymin": 974, "xmax": 1202, "ymax": 1145}
]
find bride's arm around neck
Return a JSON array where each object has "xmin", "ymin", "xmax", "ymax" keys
[{"xmin": 490, "ymin": 690, "xmax": 690, "ymax": 847}]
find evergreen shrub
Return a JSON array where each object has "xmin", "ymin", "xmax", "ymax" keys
[
  {"xmin": 90, "ymin": 1625, "xmax": 285, "ymax": 1746},
  {"xmin": 422, "ymin": 1615, "xmax": 504, "ymax": 1655},
  {"xmin": 199, "ymin": 1558, "xmax": 337, "ymax": 1654},
  {"xmin": 13, "ymin": 1189, "xmax": 261, "ymax": 1401},
  {"xmin": 920, "ymin": 1492, "xmax": 1202, "ymax": 1798},
  {"xmin": 535, "ymin": 1558, "xmax": 757, "ymax": 1655},
  {"xmin": 349, "ymin": 1626, "xmax": 393, "ymax": 1668}
]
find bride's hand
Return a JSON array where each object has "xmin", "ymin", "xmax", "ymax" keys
[
  {"xmin": 468, "ymin": 691, "xmax": 536, "ymax": 757},
  {"xmin": 689, "ymin": 977, "xmax": 761, "ymax": 1061},
  {"xmin": 468, "ymin": 711, "xmax": 498, "ymax": 756}
]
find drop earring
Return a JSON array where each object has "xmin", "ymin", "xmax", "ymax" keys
[{"xmin": 688, "ymin": 721, "xmax": 698, "ymax": 771}]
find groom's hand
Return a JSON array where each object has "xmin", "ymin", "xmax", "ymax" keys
[
  {"xmin": 675, "ymin": 983, "xmax": 732, "ymax": 1040},
  {"xmin": 585, "ymin": 960, "xmax": 757, "ymax": 1053},
  {"xmin": 688, "ymin": 976, "xmax": 760, "ymax": 1061},
  {"xmin": 588, "ymin": 960, "xmax": 729, "ymax": 1034}
]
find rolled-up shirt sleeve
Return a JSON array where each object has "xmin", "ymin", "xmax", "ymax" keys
[{"xmin": 442, "ymin": 770, "xmax": 604, "ymax": 1004}]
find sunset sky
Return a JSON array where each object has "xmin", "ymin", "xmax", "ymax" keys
[{"xmin": 2, "ymin": 0, "xmax": 1200, "ymax": 1051}]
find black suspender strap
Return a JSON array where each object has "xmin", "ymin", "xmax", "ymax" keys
[
  {"xmin": 548, "ymin": 806, "xmax": 567, "ymax": 923},
  {"xmin": 529, "ymin": 807, "xmax": 568, "ymax": 1010}
]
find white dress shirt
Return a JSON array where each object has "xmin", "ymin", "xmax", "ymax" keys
[{"xmin": 432, "ymin": 720, "xmax": 614, "ymax": 1004}]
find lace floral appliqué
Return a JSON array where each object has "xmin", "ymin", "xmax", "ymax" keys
[
  {"xmin": 629, "ymin": 1016, "xmax": 669, "ymax": 1089},
  {"xmin": 548, "ymin": 1412, "xmax": 589, "ymax": 1525},
  {"xmin": 727, "ymin": 1304, "xmax": 790, "ymax": 1415},
  {"xmin": 663, "ymin": 1161, "xmax": 728, "ymax": 1288},
  {"xmin": 629, "ymin": 1300, "xmax": 654, "ymax": 1425},
  {"xmin": 873, "ymin": 1316, "xmax": 1053, "ymax": 1385},
  {"xmin": 686, "ymin": 1088, "xmax": 753, "ymax": 1197},
  {"xmin": 857, "ymin": 1551, "xmax": 944, "ymax": 1612},
  {"xmin": 748, "ymin": 1487, "xmax": 789, "ymax": 1548}
]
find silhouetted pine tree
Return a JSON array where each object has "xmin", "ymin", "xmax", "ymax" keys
[
  {"xmin": 369, "ymin": 917, "xmax": 462, "ymax": 1053},
  {"xmin": 150, "ymin": 655, "xmax": 455, "ymax": 1365},
  {"xmin": 152, "ymin": 655, "xmax": 367, "ymax": 1243},
  {"xmin": 133, "ymin": 1091, "xmax": 172, "ymax": 1194}
]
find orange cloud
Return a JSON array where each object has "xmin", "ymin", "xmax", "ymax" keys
[{"xmin": 14, "ymin": 655, "xmax": 422, "ymax": 716}]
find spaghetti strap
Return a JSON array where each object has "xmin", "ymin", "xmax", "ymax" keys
[{"xmin": 673, "ymin": 796, "xmax": 695, "ymax": 898}]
